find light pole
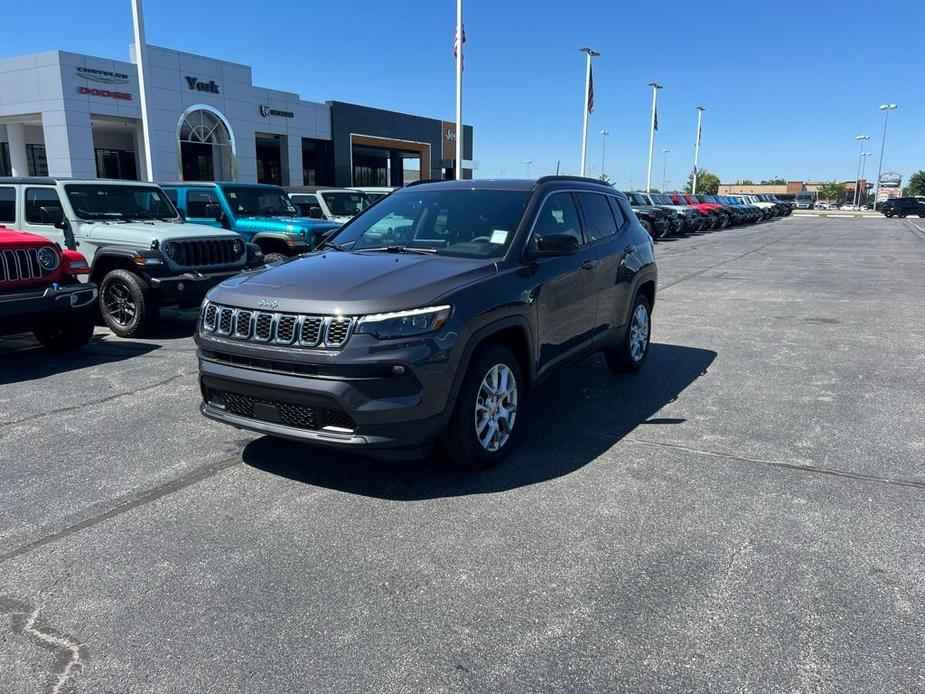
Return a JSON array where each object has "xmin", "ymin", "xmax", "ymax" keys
[
  {"xmin": 859, "ymin": 152, "xmax": 871, "ymax": 207},
  {"xmin": 524, "ymin": 160, "xmax": 533, "ymax": 178},
  {"xmin": 600, "ymin": 129, "xmax": 609, "ymax": 181},
  {"xmin": 873, "ymin": 104, "xmax": 897, "ymax": 209},
  {"xmin": 661, "ymin": 148, "xmax": 670, "ymax": 192},
  {"xmin": 627, "ymin": 172, "xmax": 635, "ymax": 190},
  {"xmin": 692, "ymin": 106, "xmax": 705, "ymax": 194},
  {"xmin": 131, "ymin": 0, "xmax": 154, "ymax": 181},
  {"xmin": 579, "ymin": 48, "xmax": 600, "ymax": 177},
  {"xmin": 645, "ymin": 82, "xmax": 662, "ymax": 192},
  {"xmin": 853, "ymin": 134, "xmax": 870, "ymax": 206}
]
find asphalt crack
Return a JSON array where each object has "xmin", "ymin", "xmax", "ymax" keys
[
  {"xmin": 0, "ymin": 596, "xmax": 88, "ymax": 694},
  {"xmin": 0, "ymin": 372, "xmax": 192, "ymax": 430},
  {"xmin": 0, "ymin": 455, "xmax": 242, "ymax": 565},
  {"xmin": 623, "ymin": 435, "xmax": 925, "ymax": 492}
]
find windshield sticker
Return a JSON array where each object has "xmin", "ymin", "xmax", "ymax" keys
[{"xmin": 490, "ymin": 230, "xmax": 508, "ymax": 244}]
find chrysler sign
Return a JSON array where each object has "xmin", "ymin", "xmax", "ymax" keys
[{"xmin": 76, "ymin": 66, "xmax": 130, "ymax": 85}]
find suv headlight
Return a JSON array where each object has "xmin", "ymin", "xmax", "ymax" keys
[
  {"xmin": 37, "ymin": 246, "xmax": 60, "ymax": 271},
  {"xmin": 232, "ymin": 239, "xmax": 244, "ymax": 256},
  {"xmin": 356, "ymin": 305, "xmax": 452, "ymax": 339},
  {"xmin": 162, "ymin": 241, "xmax": 178, "ymax": 260}
]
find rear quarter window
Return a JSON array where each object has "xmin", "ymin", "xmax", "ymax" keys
[{"xmin": 0, "ymin": 186, "xmax": 14, "ymax": 222}]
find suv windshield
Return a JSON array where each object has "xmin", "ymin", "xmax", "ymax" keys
[
  {"xmin": 64, "ymin": 184, "xmax": 179, "ymax": 221},
  {"xmin": 321, "ymin": 191, "xmax": 370, "ymax": 217},
  {"xmin": 626, "ymin": 193, "xmax": 648, "ymax": 206},
  {"xmin": 222, "ymin": 186, "xmax": 297, "ymax": 217},
  {"xmin": 330, "ymin": 189, "xmax": 530, "ymax": 259}
]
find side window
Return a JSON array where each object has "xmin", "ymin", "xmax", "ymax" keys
[
  {"xmin": 608, "ymin": 196, "xmax": 627, "ymax": 229},
  {"xmin": 24, "ymin": 188, "xmax": 63, "ymax": 225},
  {"xmin": 163, "ymin": 188, "xmax": 178, "ymax": 205},
  {"xmin": 576, "ymin": 193, "xmax": 617, "ymax": 242},
  {"xmin": 0, "ymin": 187, "xmax": 15, "ymax": 223},
  {"xmin": 532, "ymin": 192, "xmax": 582, "ymax": 246},
  {"xmin": 187, "ymin": 190, "xmax": 219, "ymax": 218}
]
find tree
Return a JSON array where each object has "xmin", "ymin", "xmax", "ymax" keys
[
  {"xmin": 736, "ymin": 178, "xmax": 755, "ymax": 185},
  {"xmin": 686, "ymin": 169, "xmax": 719, "ymax": 194},
  {"xmin": 817, "ymin": 181, "xmax": 845, "ymax": 202},
  {"xmin": 598, "ymin": 173, "xmax": 611, "ymax": 185},
  {"xmin": 760, "ymin": 177, "xmax": 786, "ymax": 185},
  {"xmin": 906, "ymin": 170, "xmax": 925, "ymax": 197}
]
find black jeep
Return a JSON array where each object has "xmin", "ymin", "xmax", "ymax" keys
[{"xmin": 197, "ymin": 177, "xmax": 657, "ymax": 468}]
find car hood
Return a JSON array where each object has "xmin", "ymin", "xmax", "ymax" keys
[
  {"xmin": 79, "ymin": 220, "xmax": 240, "ymax": 245},
  {"xmin": 208, "ymin": 250, "xmax": 496, "ymax": 315},
  {"xmin": 234, "ymin": 216, "xmax": 341, "ymax": 236}
]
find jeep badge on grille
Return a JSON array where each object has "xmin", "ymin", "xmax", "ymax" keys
[{"xmin": 257, "ymin": 298, "xmax": 279, "ymax": 309}]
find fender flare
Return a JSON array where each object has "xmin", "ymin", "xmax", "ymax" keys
[
  {"xmin": 250, "ymin": 232, "xmax": 311, "ymax": 251},
  {"xmin": 447, "ymin": 314, "xmax": 535, "ymax": 405}
]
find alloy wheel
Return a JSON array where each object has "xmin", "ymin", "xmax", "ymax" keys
[
  {"xmin": 630, "ymin": 303, "xmax": 650, "ymax": 363},
  {"xmin": 474, "ymin": 363, "xmax": 518, "ymax": 452},
  {"xmin": 104, "ymin": 282, "xmax": 136, "ymax": 326}
]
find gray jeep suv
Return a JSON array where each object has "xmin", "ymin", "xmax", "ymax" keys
[{"xmin": 197, "ymin": 177, "xmax": 657, "ymax": 467}]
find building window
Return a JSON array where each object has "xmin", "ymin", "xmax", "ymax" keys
[
  {"xmin": 0, "ymin": 143, "xmax": 10, "ymax": 177},
  {"xmin": 26, "ymin": 144, "xmax": 48, "ymax": 176},
  {"xmin": 177, "ymin": 107, "xmax": 236, "ymax": 181},
  {"xmin": 95, "ymin": 149, "xmax": 138, "ymax": 181}
]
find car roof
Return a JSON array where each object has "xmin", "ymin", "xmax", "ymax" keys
[
  {"xmin": 0, "ymin": 177, "xmax": 157, "ymax": 185},
  {"xmin": 400, "ymin": 176, "xmax": 623, "ymax": 197},
  {"xmin": 158, "ymin": 181, "xmax": 283, "ymax": 189},
  {"xmin": 284, "ymin": 186, "xmax": 363, "ymax": 194}
]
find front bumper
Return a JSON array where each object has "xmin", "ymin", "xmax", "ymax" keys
[
  {"xmin": 149, "ymin": 267, "xmax": 249, "ymax": 307},
  {"xmin": 0, "ymin": 282, "xmax": 97, "ymax": 334},
  {"xmin": 195, "ymin": 331, "xmax": 457, "ymax": 459}
]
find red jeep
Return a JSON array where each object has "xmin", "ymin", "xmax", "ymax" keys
[
  {"xmin": 669, "ymin": 193, "xmax": 727, "ymax": 229},
  {"xmin": 0, "ymin": 226, "xmax": 98, "ymax": 350}
]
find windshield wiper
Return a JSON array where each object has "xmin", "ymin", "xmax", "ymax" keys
[
  {"xmin": 318, "ymin": 239, "xmax": 347, "ymax": 251},
  {"xmin": 354, "ymin": 246, "xmax": 438, "ymax": 255}
]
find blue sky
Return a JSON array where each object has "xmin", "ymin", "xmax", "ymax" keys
[{"xmin": 3, "ymin": 0, "xmax": 923, "ymax": 187}]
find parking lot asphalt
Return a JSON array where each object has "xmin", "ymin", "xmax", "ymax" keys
[{"xmin": 1, "ymin": 215, "xmax": 924, "ymax": 694}]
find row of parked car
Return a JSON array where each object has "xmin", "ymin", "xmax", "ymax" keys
[{"xmin": 621, "ymin": 192, "xmax": 793, "ymax": 240}]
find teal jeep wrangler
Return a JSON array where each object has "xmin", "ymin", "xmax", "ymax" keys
[
  {"xmin": 161, "ymin": 182, "xmax": 340, "ymax": 262},
  {"xmin": 0, "ymin": 178, "xmax": 263, "ymax": 338}
]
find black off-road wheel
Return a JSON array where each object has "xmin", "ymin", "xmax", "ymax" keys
[
  {"xmin": 640, "ymin": 219, "xmax": 655, "ymax": 240},
  {"xmin": 33, "ymin": 310, "xmax": 95, "ymax": 351},
  {"xmin": 100, "ymin": 269, "xmax": 159, "ymax": 338},
  {"xmin": 605, "ymin": 294, "xmax": 652, "ymax": 373},
  {"xmin": 440, "ymin": 344, "xmax": 523, "ymax": 470}
]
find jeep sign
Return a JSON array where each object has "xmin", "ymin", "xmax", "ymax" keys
[{"xmin": 186, "ymin": 76, "xmax": 220, "ymax": 94}]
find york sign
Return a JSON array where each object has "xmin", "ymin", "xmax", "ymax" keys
[{"xmin": 185, "ymin": 76, "xmax": 220, "ymax": 94}]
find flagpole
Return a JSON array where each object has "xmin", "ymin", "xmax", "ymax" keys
[
  {"xmin": 454, "ymin": 0, "xmax": 463, "ymax": 180},
  {"xmin": 131, "ymin": 0, "xmax": 154, "ymax": 182},
  {"xmin": 692, "ymin": 106, "xmax": 704, "ymax": 194},
  {"xmin": 645, "ymin": 82, "xmax": 662, "ymax": 192},
  {"xmin": 579, "ymin": 48, "xmax": 598, "ymax": 178}
]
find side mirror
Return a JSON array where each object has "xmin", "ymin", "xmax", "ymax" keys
[
  {"xmin": 533, "ymin": 233, "xmax": 579, "ymax": 257},
  {"xmin": 309, "ymin": 207, "xmax": 324, "ymax": 219},
  {"xmin": 205, "ymin": 203, "xmax": 224, "ymax": 221},
  {"xmin": 39, "ymin": 205, "xmax": 65, "ymax": 226}
]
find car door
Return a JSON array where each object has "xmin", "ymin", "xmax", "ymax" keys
[
  {"xmin": 528, "ymin": 191, "xmax": 600, "ymax": 376},
  {"xmin": 20, "ymin": 186, "xmax": 67, "ymax": 246},
  {"xmin": 574, "ymin": 192, "xmax": 633, "ymax": 345},
  {"xmin": 184, "ymin": 188, "xmax": 224, "ymax": 228}
]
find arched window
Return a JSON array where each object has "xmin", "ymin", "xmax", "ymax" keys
[{"xmin": 176, "ymin": 106, "xmax": 236, "ymax": 181}]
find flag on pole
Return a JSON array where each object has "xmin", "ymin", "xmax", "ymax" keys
[
  {"xmin": 587, "ymin": 66, "xmax": 594, "ymax": 113},
  {"xmin": 454, "ymin": 25, "xmax": 466, "ymax": 69},
  {"xmin": 654, "ymin": 106, "xmax": 659, "ymax": 132}
]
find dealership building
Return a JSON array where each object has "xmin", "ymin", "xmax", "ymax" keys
[{"xmin": 0, "ymin": 45, "xmax": 473, "ymax": 187}]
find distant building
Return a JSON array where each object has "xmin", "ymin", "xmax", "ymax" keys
[{"xmin": 720, "ymin": 180, "xmax": 873, "ymax": 203}]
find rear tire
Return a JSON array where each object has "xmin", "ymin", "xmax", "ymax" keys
[
  {"xmin": 640, "ymin": 219, "xmax": 655, "ymax": 240},
  {"xmin": 33, "ymin": 310, "xmax": 95, "ymax": 351},
  {"xmin": 99, "ymin": 269, "xmax": 158, "ymax": 338},
  {"xmin": 605, "ymin": 294, "xmax": 652, "ymax": 373},
  {"xmin": 440, "ymin": 344, "xmax": 522, "ymax": 469}
]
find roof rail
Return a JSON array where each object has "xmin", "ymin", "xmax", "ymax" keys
[
  {"xmin": 404, "ymin": 178, "xmax": 446, "ymax": 187},
  {"xmin": 535, "ymin": 175, "xmax": 612, "ymax": 186}
]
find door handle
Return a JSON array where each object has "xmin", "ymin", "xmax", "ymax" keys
[{"xmin": 581, "ymin": 258, "xmax": 597, "ymax": 270}]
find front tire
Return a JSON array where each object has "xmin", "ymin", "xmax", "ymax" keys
[
  {"xmin": 605, "ymin": 294, "xmax": 652, "ymax": 373},
  {"xmin": 440, "ymin": 344, "xmax": 522, "ymax": 469},
  {"xmin": 99, "ymin": 269, "xmax": 158, "ymax": 338},
  {"xmin": 33, "ymin": 311, "xmax": 95, "ymax": 351}
]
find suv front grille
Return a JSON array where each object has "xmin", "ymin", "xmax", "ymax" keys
[
  {"xmin": 207, "ymin": 388, "xmax": 356, "ymax": 433},
  {"xmin": 0, "ymin": 248, "xmax": 44, "ymax": 284},
  {"xmin": 201, "ymin": 302, "xmax": 355, "ymax": 350},
  {"xmin": 174, "ymin": 239, "xmax": 242, "ymax": 268}
]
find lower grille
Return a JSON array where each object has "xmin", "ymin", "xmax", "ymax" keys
[{"xmin": 208, "ymin": 389, "xmax": 356, "ymax": 433}]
